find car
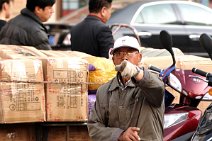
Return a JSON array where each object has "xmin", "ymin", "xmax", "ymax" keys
[
  {"xmin": 45, "ymin": 23, "xmax": 72, "ymax": 50},
  {"xmin": 107, "ymin": 0, "xmax": 212, "ymax": 57}
]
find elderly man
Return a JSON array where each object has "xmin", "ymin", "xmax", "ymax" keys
[{"xmin": 87, "ymin": 36, "xmax": 165, "ymax": 141}]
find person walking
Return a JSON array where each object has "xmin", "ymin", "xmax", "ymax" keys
[
  {"xmin": 0, "ymin": 0, "xmax": 13, "ymax": 30},
  {"xmin": 87, "ymin": 36, "xmax": 165, "ymax": 141},
  {"xmin": 0, "ymin": 0, "xmax": 55, "ymax": 50},
  {"xmin": 70, "ymin": 0, "xmax": 114, "ymax": 58}
]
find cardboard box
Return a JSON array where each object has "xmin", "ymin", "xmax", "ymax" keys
[
  {"xmin": 0, "ymin": 59, "xmax": 43, "ymax": 82},
  {"xmin": 41, "ymin": 50, "xmax": 71, "ymax": 57},
  {"xmin": 198, "ymin": 100, "xmax": 211, "ymax": 112},
  {"xmin": 45, "ymin": 57, "xmax": 89, "ymax": 121},
  {"xmin": 142, "ymin": 55, "xmax": 212, "ymax": 71},
  {"xmin": 0, "ymin": 45, "xmax": 46, "ymax": 59},
  {"xmin": 142, "ymin": 56, "xmax": 174, "ymax": 69},
  {"xmin": 46, "ymin": 91, "xmax": 88, "ymax": 121},
  {"xmin": 40, "ymin": 50, "xmax": 92, "ymax": 58},
  {"xmin": 0, "ymin": 59, "xmax": 45, "ymax": 123},
  {"xmin": 166, "ymin": 87, "xmax": 211, "ymax": 112},
  {"xmin": 175, "ymin": 55, "xmax": 212, "ymax": 72},
  {"xmin": 44, "ymin": 57, "xmax": 88, "ymax": 91},
  {"xmin": 40, "ymin": 50, "xmax": 116, "ymax": 91}
]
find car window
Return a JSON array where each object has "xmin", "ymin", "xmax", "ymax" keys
[
  {"xmin": 177, "ymin": 4, "xmax": 212, "ymax": 26},
  {"xmin": 134, "ymin": 4, "xmax": 177, "ymax": 24}
]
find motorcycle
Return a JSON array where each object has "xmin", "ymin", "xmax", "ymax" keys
[
  {"xmin": 149, "ymin": 30, "xmax": 211, "ymax": 141},
  {"xmin": 190, "ymin": 33, "xmax": 212, "ymax": 141}
]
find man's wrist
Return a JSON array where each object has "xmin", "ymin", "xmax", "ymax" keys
[{"xmin": 118, "ymin": 131, "xmax": 125, "ymax": 141}]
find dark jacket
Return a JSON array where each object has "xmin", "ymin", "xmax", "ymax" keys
[
  {"xmin": 0, "ymin": 8, "xmax": 51, "ymax": 50},
  {"xmin": 71, "ymin": 15, "xmax": 114, "ymax": 58},
  {"xmin": 87, "ymin": 70, "xmax": 165, "ymax": 141},
  {"xmin": 0, "ymin": 20, "xmax": 6, "ymax": 31}
]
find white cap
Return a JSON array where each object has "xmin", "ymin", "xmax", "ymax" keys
[{"xmin": 110, "ymin": 36, "xmax": 141, "ymax": 55}]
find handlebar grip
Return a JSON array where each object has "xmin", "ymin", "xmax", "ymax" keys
[
  {"xmin": 149, "ymin": 65, "xmax": 162, "ymax": 73},
  {"xmin": 192, "ymin": 68, "xmax": 212, "ymax": 77}
]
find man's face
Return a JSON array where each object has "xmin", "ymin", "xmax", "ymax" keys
[
  {"xmin": 101, "ymin": 5, "xmax": 112, "ymax": 23},
  {"xmin": 35, "ymin": 5, "xmax": 54, "ymax": 22},
  {"xmin": 112, "ymin": 47, "xmax": 142, "ymax": 66}
]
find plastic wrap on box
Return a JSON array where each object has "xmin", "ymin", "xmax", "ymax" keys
[
  {"xmin": 84, "ymin": 56, "xmax": 117, "ymax": 91},
  {"xmin": 88, "ymin": 94, "xmax": 96, "ymax": 115}
]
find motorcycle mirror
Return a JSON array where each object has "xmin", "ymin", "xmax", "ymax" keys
[
  {"xmin": 199, "ymin": 33, "xmax": 212, "ymax": 60},
  {"xmin": 159, "ymin": 30, "xmax": 176, "ymax": 65}
]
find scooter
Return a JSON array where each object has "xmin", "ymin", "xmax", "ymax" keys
[
  {"xmin": 149, "ymin": 30, "xmax": 211, "ymax": 141},
  {"xmin": 190, "ymin": 33, "xmax": 212, "ymax": 141}
]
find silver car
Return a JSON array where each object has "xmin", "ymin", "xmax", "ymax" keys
[{"xmin": 107, "ymin": 0, "xmax": 212, "ymax": 57}]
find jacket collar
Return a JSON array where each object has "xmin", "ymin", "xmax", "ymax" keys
[
  {"xmin": 108, "ymin": 72, "xmax": 136, "ymax": 92},
  {"xmin": 21, "ymin": 8, "xmax": 48, "ymax": 33},
  {"xmin": 86, "ymin": 14, "xmax": 104, "ymax": 23}
]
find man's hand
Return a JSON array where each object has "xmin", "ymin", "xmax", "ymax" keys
[
  {"xmin": 115, "ymin": 60, "xmax": 139, "ymax": 78},
  {"xmin": 118, "ymin": 127, "xmax": 141, "ymax": 141}
]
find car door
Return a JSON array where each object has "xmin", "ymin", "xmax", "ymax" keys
[
  {"xmin": 176, "ymin": 2, "xmax": 212, "ymax": 57},
  {"xmin": 131, "ymin": 2, "xmax": 189, "ymax": 52}
]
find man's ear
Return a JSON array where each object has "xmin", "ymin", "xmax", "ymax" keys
[
  {"xmin": 112, "ymin": 55, "xmax": 114, "ymax": 62},
  {"xmin": 100, "ymin": 6, "xmax": 107, "ymax": 18},
  {"xmin": 2, "ymin": 2, "xmax": 9, "ymax": 11},
  {"xmin": 34, "ymin": 6, "xmax": 42, "ymax": 15},
  {"xmin": 138, "ymin": 53, "xmax": 142, "ymax": 62}
]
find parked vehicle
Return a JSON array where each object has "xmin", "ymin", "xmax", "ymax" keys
[
  {"xmin": 191, "ymin": 33, "xmax": 212, "ymax": 141},
  {"xmin": 149, "ymin": 30, "xmax": 211, "ymax": 140},
  {"xmin": 45, "ymin": 23, "xmax": 72, "ymax": 50},
  {"xmin": 45, "ymin": 23, "xmax": 141, "ymax": 52},
  {"xmin": 107, "ymin": 0, "xmax": 212, "ymax": 57}
]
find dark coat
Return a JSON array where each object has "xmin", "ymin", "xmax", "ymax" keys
[
  {"xmin": 0, "ymin": 20, "xmax": 6, "ymax": 31},
  {"xmin": 71, "ymin": 15, "xmax": 114, "ymax": 58},
  {"xmin": 0, "ymin": 8, "xmax": 51, "ymax": 50}
]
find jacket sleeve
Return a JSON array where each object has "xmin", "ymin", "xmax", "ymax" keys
[
  {"xmin": 132, "ymin": 68, "xmax": 165, "ymax": 107},
  {"xmin": 87, "ymin": 88, "xmax": 124, "ymax": 141},
  {"xmin": 30, "ymin": 30, "xmax": 52, "ymax": 50},
  {"xmin": 97, "ymin": 25, "xmax": 114, "ymax": 58}
]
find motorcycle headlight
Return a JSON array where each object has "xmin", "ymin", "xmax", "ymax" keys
[
  {"xmin": 164, "ymin": 113, "xmax": 188, "ymax": 129},
  {"xmin": 168, "ymin": 73, "xmax": 182, "ymax": 92}
]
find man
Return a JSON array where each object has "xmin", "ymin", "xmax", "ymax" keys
[
  {"xmin": 87, "ymin": 36, "xmax": 165, "ymax": 141},
  {"xmin": 0, "ymin": 0, "xmax": 55, "ymax": 50},
  {"xmin": 0, "ymin": 0, "xmax": 13, "ymax": 30},
  {"xmin": 209, "ymin": 0, "xmax": 212, "ymax": 8},
  {"xmin": 71, "ymin": 0, "xmax": 114, "ymax": 58}
]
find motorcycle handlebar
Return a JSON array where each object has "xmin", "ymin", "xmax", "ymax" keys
[
  {"xmin": 192, "ymin": 68, "xmax": 212, "ymax": 77},
  {"xmin": 149, "ymin": 65, "xmax": 162, "ymax": 73}
]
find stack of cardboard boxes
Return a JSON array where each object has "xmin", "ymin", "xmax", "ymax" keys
[
  {"xmin": 0, "ymin": 45, "xmax": 90, "ymax": 141},
  {"xmin": 0, "ymin": 45, "xmax": 211, "ymax": 140}
]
